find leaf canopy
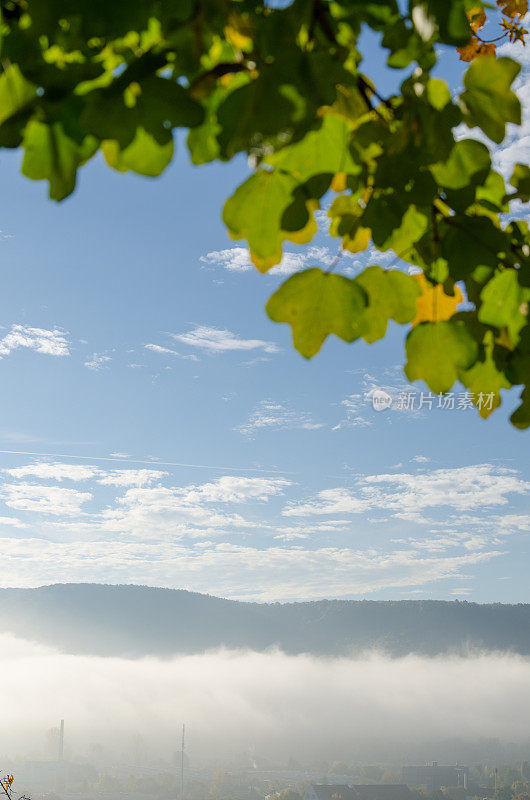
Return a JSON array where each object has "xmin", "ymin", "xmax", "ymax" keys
[{"xmin": 0, "ymin": 0, "xmax": 528, "ymax": 426}]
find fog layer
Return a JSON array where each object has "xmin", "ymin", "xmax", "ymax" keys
[{"xmin": 3, "ymin": 633, "xmax": 530, "ymax": 762}]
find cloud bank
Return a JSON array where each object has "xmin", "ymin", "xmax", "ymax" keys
[{"xmin": 4, "ymin": 635, "xmax": 530, "ymax": 762}]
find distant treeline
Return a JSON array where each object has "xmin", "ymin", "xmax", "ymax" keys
[{"xmin": 2, "ymin": 584, "xmax": 530, "ymax": 658}]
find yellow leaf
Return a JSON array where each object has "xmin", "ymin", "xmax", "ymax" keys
[
  {"xmin": 497, "ymin": 0, "xmax": 528, "ymax": 18},
  {"xmin": 330, "ymin": 172, "xmax": 347, "ymax": 192},
  {"xmin": 469, "ymin": 7, "xmax": 487, "ymax": 30},
  {"xmin": 343, "ymin": 225, "xmax": 371, "ymax": 253},
  {"xmin": 457, "ymin": 36, "xmax": 496, "ymax": 61},
  {"xmin": 224, "ymin": 13, "xmax": 253, "ymax": 50},
  {"xmin": 411, "ymin": 273, "xmax": 463, "ymax": 326}
]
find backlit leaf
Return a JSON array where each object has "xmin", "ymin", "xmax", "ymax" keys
[
  {"xmin": 405, "ymin": 320, "xmax": 479, "ymax": 393},
  {"xmin": 223, "ymin": 170, "xmax": 316, "ymax": 271},
  {"xmin": 266, "ymin": 268, "xmax": 368, "ymax": 358},
  {"xmin": 478, "ymin": 269, "xmax": 530, "ymax": 343},
  {"xmin": 21, "ymin": 120, "xmax": 96, "ymax": 200},
  {"xmin": 461, "ymin": 56, "xmax": 521, "ymax": 143},
  {"xmin": 430, "ymin": 139, "xmax": 491, "ymax": 189},
  {"xmin": 354, "ymin": 266, "xmax": 421, "ymax": 343}
]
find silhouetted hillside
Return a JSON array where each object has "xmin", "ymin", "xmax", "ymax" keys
[{"xmin": 1, "ymin": 583, "xmax": 529, "ymax": 657}]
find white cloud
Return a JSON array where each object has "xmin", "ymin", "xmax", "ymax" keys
[
  {"xmin": 0, "ymin": 325, "xmax": 69, "ymax": 359},
  {"xmin": 97, "ymin": 469, "xmax": 168, "ymax": 487},
  {"xmin": 181, "ymin": 476, "xmax": 291, "ymax": 504},
  {"xmin": 4, "ymin": 462, "xmax": 99, "ymax": 482},
  {"xmin": 412, "ymin": 455, "xmax": 431, "ymax": 463},
  {"xmin": 144, "ymin": 342, "xmax": 199, "ymax": 361},
  {"xmin": 173, "ymin": 325, "xmax": 280, "ymax": 355},
  {"xmin": 237, "ymin": 400, "xmax": 324, "ymax": 436},
  {"xmin": 0, "ymin": 515, "xmax": 27, "ymax": 528},
  {"xmin": 332, "ymin": 394, "xmax": 373, "ymax": 430},
  {"xmin": 144, "ymin": 344, "xmax": 181, "ymax": 355},
  {"xmin": 0, "ymin": 536, "xmax": 498, "ymax": 600},
  {"xmin": 284, "ymin": 464, "xmax": 529, "ymax": 518},
  {"xmin": 96, "ymin": 485, "xmax": 251, "ymax": 537},
  {"xmin": 3, "ymin": 463, "xmax": 167, "ymax": 489},
  {"xmin": 284, "ymin": 487, "xmax": 369, "ymax": 517},
  {"xmin": 84, "ymin": 353, "xmax": 111, "ymax": 371},
  {"xmin": 0, "ymin": 483, "xmax": 91, "ymax": 516},
  {"xmin": 200, "ymin": 246, "xmax": 336, "ymax": 276}
]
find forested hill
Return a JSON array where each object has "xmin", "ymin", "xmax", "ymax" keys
[{"xmin": 1, "ymin": 583, "xmax": 530, "ymax": 658}]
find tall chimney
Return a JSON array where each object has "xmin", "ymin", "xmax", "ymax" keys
[{"xmin": 58, "ymin": 719, "xmax": 64, "ymax": 762}]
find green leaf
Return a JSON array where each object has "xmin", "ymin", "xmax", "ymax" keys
[
  {"xmin": 266, "ymin": 113, "xmax": 360, "ymax": 184},
  {"xmin": 136, "ymin": 76, "xmax": 204, "ymax": 142},
  {"xmin": 101, "ymin": 128, "xmax": 174, "ymax": 176},
  {"xmin": 216, "ymin": 51, "xmax": 350, "ymax": 160},
  {"xmin": 0, "ymin": 65, "xmax": 36, "ymax": 127},
  {"xmin": 478, "ymin": 269, "xmax": 530, "ymax": 343},
  {"xmin": 21, "ymin": 120, "xmax": 97, "ymax": 200},
  {"xmin": 509, "ymin": 163, "xmax": 530, "ymax": 203},
  {"xmin": 266, "ymin": 268, "xmax": 368, "ymax": 358},
  {"xmin": 223, "ymin": 170, "xmax": 317, "ymax": 271},
  {"xmin": 441, "ymin": 216, "xmax": 508, "ymax": 281},
  {"xmin": 405, "ymin": 320, "xmax": 479, "ymax": 393},
  {"xmin": 430, "ymin": 139, "xmax": 491, "ymax": 190},
  {"xmin": 426, "ymin": 78, "xmax": 451, "ymax": 110},
  {"xmin": 461, "ymin": 56, "xmax": 521, "ymax": 144},
  {"xmin": 475, "ymin": 170, "xmax": 509, "ymax": 213},
  {"xmin": 511, "ymin": 387, "xmax": 530, "ymax": 429},
  {"xmin": 82, "ymin": 77, "xmax": 203, "ymax": 149},
  {"xmin": 363, "ymin": 197, "xmax": 429, "ymax": 254},
  {"xmin": 506, "ymin": 326, "xmax": 530, "ymax": 428},
  {"xmin": 354, "ymin": 265, "xmax": 421, "ymax": 342},
  {"xmin": 460, "ymin": 334, "xmax": 511, "ymax": 418},
  {"xmin": 81, "ymin": 91, "xmax": 137, "ymax": 148}
]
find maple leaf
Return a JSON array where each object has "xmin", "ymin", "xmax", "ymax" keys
[{"xmin": 458, "ymin": 36, "xmax": 496, "ymax": 61}]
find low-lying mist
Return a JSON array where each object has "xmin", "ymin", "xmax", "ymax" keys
[{"xmin": 3, "ymin": 632, "xmax": 530, "ymax": 764}]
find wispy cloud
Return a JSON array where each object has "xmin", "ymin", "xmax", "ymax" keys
[
  {"xmin": 173, "ymin": 325, "xmax": 280, "ymax": 354},
  {"xmin": 237, "ymin": 400, "xmax": 324, "ymax": 437},
  {"xmin": 0, "ymin": 535, "xmax": 498, "ymax": 600},
  {"xmin": 4, "ymin": 462, "xmax": 167, "ymax": 488},
  {"xmin": 84, "ymin": 353, "xmax": 111, "ymax": 371},
  {"xmin": 144, "ymin": 344, "xmax": 181, "ymax": 355},
  {"xmin": 144, "ymin": 343, "xmax": 198, "ymax": 361},
  {"xmin": 0, "ymin": 325, "xmax": 70, "ymax": 359}
]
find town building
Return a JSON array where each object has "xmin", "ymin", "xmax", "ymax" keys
[{"xmin": 402, "ymin": 763, "xmax": 469, "ymax": 792}]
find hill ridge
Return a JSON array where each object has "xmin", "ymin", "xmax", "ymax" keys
[{"xmin": 1, "ymin": 583, "xmax": 529, "ymax": 658}]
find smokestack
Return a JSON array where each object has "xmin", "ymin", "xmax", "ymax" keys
[
  {"xmin": 180, "ymin": 725, "xmax": 185, "ymax": 800},
  {"xmin": 58, "ymin": 719, "xmax": 64, "ymax": 762}
]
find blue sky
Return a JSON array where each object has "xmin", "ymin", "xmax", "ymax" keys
[{"xmin": 0, "ymin": 32, "xmax": 528, "ymax": 603}]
